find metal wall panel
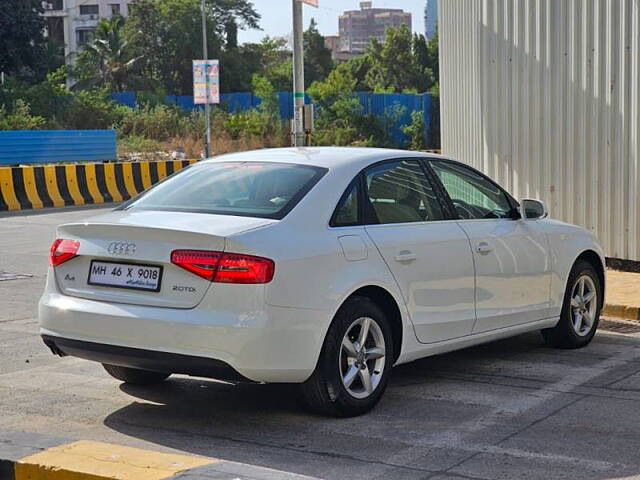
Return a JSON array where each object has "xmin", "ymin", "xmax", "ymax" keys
[
  {"xmin": 440, "ymin": 0, "xmax": 640, "ymax": 260},
  {"xmin": 0, "ymin": 130, "xmax": 117, "ymax": 165}
]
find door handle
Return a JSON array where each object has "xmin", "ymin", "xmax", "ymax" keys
[
  {"xmin": 476, "ymin": 242, "xmax": 494, "ymax": 254},
  {"xmin": 395, "ymin": 251, "xmax": 417, "ymax": 263}
]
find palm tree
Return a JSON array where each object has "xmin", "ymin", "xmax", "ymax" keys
[{"xmin": 74, "ymin": 15, "xmax": 142, "ymax": 92}]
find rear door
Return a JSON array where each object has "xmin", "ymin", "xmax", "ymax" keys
[
  {"xmin": 362, "ymin": 160, "xmax": 476, "ymax": 344},
  {"xmin": 428, "ymin": 159, "xmax": 552, "ymax": 332}
]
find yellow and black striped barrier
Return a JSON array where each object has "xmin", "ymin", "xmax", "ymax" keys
[{"xmin": 0, "ymin": 159, "xmax": 196, "ymax": 212}]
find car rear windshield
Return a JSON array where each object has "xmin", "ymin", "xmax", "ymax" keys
[{"xmin": 123, "ymin": 162, "xmax": 327, "ymax": 219}]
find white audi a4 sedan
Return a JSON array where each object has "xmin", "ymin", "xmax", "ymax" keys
[{"xmin": 40, "ymin": 147, "xmax": 605, "ymax": 416}]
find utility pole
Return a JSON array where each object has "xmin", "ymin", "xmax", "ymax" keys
[
  {"xmin": 291, "ymin": 0, "xmax": 305, "ymax": 147},
  {"xmin": 201, "ymin": 0, "xmax": 212, "ymax": 157}
]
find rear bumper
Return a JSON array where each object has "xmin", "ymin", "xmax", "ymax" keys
[
  {"xmin": 42, "ymin": 335, "xmax": 251, "ymax": 383},
  {"xmin": 38, "ymin": 285, "xmax": 332, "ymax": 383}
]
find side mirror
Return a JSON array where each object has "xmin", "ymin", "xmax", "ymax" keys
[{"xmin": 520, "ymin": 199, "xmax": 548, "ymax": 220}]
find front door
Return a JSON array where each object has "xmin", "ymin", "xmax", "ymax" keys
[
  {"xmin": 429, "ymin": 160, "xmax": 552, "ymax": 333},
  {"xmin": 362, "ymin": 160, "xmax": 476, "ymax": 344}
]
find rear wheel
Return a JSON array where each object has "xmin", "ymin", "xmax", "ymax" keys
[
  {"xmin": 301, "ymin": 296, "xmax": 394, "ymax": 417},
  {"xmin": 541, "ymin": 260, "xmax": 602, "ymax": 348},
  {"xmin": 102, "ymin": 364, "xmax": 170, "ymax": 385}
]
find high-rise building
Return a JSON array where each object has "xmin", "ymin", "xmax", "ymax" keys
[
  {"xmin": 425, "ymin": 0, "xmax": 438, "ymax": 39},
  {"xmin": 42, "ymin": 0, "xmax": 135, "ymax": 65},
  {"xmin": 338, "ymin": 1, "xmax": 412, "ymax": 54}
]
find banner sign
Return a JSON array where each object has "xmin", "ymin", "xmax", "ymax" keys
[
  {"xmin": 193, "ymin": 59, "xmax": 220, "ymax": 104},
  {"xmin": 298, "ymin": 0, "xmax": 318, "ymax": 6}
]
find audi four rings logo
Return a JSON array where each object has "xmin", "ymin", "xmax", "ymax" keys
[{"xmin": 107, "ymin": 241, "xmax": 136, "ymax": 256}]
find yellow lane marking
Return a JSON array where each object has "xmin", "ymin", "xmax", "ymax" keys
[
  {"xmin": 84, "ymin": 163, "xmax": 105, "ymax": 204},
  {"xmin": 0, "ymin": 167, "xmax": 21, "ymax": 210},
  {"xmin": 21, "ymin": 167, "xmax": 44, "ymax": 209},
  {"xmin": 64, "ymin": 165, "xmax": 85, "ymax": 205},
  {"xmin": 121, "ymin": 162, "xmax": 138, "ymax": 198},
  {"xmin": 103, "ymin": 163, "xmax": 123, "ymax": 203},
  {"xmin": 43, "ymin": 165, "xmax": 65, "ymax": 207},
  {"xmin": 16, "ymin": 440, "xmax": 216, "ymax": 480}
]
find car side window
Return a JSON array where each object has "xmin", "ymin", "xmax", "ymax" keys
[
  {"xmin": 430, "ymin": 160, "xmax": 513, "ymax": 220},
  {"xmin": 364, "ymin": 160, "xmax": 444, "ymax": 225},
  {"xmin": 331, "ymin": 180, "xmax": 360, "ymax": 227}
]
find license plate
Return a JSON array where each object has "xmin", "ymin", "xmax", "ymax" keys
[{"xmin": 88, "ymin": 261, "xmax": 162, "ymax": 292}]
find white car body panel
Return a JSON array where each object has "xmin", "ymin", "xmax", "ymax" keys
[
  {"xmin": 364, "ymin": 220, "xmax": 476, "ymax": 344},
  {"xmin": 39, "ymin": 147, "xmax": 606, "ymax": 384},
  {"xmin": 455, "ymin": 218, "xmax": 553, "ymax": 333}
]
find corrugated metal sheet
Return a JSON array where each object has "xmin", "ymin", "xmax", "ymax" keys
[
  {"xmin": 0, "ymin": 130, "xmax": 117, "ymax": 165},
  {"xmin": 439, "ymin": 0, "xmax": 640, "ymax": 261}
]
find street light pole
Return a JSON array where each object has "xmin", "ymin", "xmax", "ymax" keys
[
  {"xmin": 201, "ymin": 0, "xmax": 212, "ymax": 157},
  {"xmin": 291, "ymin": 0, "xmax": 305, "ymax": 147}
]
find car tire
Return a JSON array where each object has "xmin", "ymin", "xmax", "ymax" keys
[
  {"xmin": 541, "ymin": 259, "xmax": 602, "ymax": 349},
  {"xmin": 102, "ymin": 363, "xmax": 170, "ymax": 385},
  {"xmin": 300, "ymin": 296, "xmax": 394, "ymax": 417}
]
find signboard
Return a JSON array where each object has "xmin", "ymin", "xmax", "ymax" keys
[
  {"xmin": 298, "ymin": 0, "xmax": 318, "ymax": 6},
  {"xmin": 193, "ymin": 59, "xmax": 220, "ymax": 104}
]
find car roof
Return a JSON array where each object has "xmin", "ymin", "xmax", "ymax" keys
[{"xmin": 200, "ymin": 147, "xmax": 453, "ymax": 170}]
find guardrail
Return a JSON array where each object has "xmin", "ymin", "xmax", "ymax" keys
[
  {"xmin": 0, "ymin": 130, "xmax": 117, "ymax": 166},
  {"xmin": 0, "ymin": 159, "xmax": 195, "ymax": 212}
]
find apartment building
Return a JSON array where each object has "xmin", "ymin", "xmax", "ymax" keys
[
  {"xmin": 43, "ymin": 0, "xmax": 134, "ymax": 64},
  {"xmin": 338, "ymin": 1, "xmax": 411, "ymax": 54}
]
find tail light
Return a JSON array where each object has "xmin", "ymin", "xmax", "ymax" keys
[
  {"xmin": 171, "ymin": 250, "xmax": 274, "ymax": 284},
  {"xmin": 49, "ymin": 239, "xmax": 80, "ymax": 266}
]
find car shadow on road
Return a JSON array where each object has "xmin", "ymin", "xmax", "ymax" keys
[
  {"xmin": 102, "ymin": 331, "xmax": 640, "ymax": 479},
  {"xmin": 101, "ymin": 333, "xmax": 566, "ymax": 476}
]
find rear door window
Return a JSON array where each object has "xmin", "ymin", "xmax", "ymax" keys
[
  {"xmin": 363, "ymin": 160, "xmax": 444, "ymax": 224},
  {"xmin": 125, "ymin": 162, "xmax": 327, "ymax": 219}
]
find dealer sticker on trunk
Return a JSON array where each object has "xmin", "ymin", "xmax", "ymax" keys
[{"xmin": 88, "ymin": 260, "xmax": 162, "ymax": 292}]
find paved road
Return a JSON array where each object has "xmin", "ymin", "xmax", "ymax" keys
[{"xmin": 2, "ymin": 208, "xmax": 640, "ymax": 480}]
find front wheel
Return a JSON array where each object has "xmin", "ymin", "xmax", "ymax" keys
[
  {"xmin": 542, "ymin": 259, "xmax": 602, "ymax": 348},
  {"xmin": 301, "ymin": 296, "xmax": 394, "ymax": 417},
  {"xmin": 102, "ymin": 363, "xmax": 170, "ymax": 385}
]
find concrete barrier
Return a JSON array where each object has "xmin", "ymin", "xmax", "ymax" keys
[{"xmin": 0, "ymin": 159, "xmax": 196, "ymax": 212}]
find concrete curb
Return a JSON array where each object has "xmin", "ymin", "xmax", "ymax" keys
[
  {"xmin": 0, "ymin": 430, "xmax": 317, "ymax": 480},
  {"xmin": 0, "ymin": 159, "xmax": 196, "ymax": 212},
  {"xmin": 603, "ymin": 303, "xmax": 640, "ymax": 322}
]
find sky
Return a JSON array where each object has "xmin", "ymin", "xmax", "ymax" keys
[{"xmin": 237, "ymin": 0, "xmax": 427, "ymax": 44}]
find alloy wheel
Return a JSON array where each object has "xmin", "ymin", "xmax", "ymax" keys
[
  {"xmin": 570, "ymin": 274, "xmax": 598, "ymax": 337},
  {"xmin": 339, "ymin": 316, "xmax": 386, "ymax": 399}
]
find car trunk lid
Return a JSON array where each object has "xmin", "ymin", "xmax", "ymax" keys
[{"xmin": 53, "ymin": 210, "xmax": 275, "ymax": 308}]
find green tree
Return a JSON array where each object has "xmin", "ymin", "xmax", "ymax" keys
[
  {"xmin": 426, "ymin": 27, "xmax": 439, "ymax": 84},
  {"xmin": 365, "ymin": 24, "xmax": 421, "ymax": 93},
  {"xmin": 74, "ymin": 16, "xmax": 143, "ymax": 92},
  {"xmin": 412, "ymin": 33, "xmax": 434, "ymax": 93},
  {"xmin": 0, "ymin": 100, "xmax": 46, "ymax": 130},
  {"xmin": 303, "ymin": 19, "xmax": 334, "ymax": 87},
  {"xmin": 220, "ymin": 36, "xmax": 290, "ymax": 93},
  {"xmin": 402, "ymin": 110, "xmax": 427, "ymax": 150},
  {"xmin": 125, "ymin": 0, "xmax": 259, "ymax": 94},
  {"xmin": 252, "ymin": 74, "xmax": 279, "ymax": 120},
  {"xmin": 308, "ymin": 68, "xmax": 362, "ymax": 145},
  {"xmin": 0, "ymin": 0, "xmax": 47, "ymax": 80},
  {"xmin": 338, "ymin": 56, "xmax": 371, "ymax": 92},
  {"xmin": 361, "ymin": 24, "xmax": 439, "ymax": 94}
]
